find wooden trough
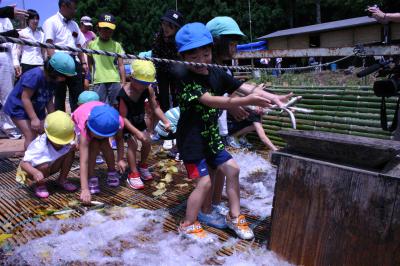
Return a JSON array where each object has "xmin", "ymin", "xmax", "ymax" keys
[{"xmin": 269, "ymin": 130, "xmax": 400, "ymax": 266}]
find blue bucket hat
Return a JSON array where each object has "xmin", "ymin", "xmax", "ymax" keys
[
  {"xmin": 175, "ymin": 22, "xmax": 213, "ymax": 53},
  {"xmin": 87, "ymin": 105, "xmax": 120, "ymax": 137}
]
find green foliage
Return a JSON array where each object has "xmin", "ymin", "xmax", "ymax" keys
[{"xmin": 75, "ymin": 0, "xmax": 400, "ymax": 54}]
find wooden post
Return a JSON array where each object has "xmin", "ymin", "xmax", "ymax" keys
[{"xmin": 269, "ymin": 130, "xmax": 400, "ymax": 265}]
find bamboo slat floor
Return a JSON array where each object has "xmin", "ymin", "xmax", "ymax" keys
[{"xmin": 0, "ymin": 143, "xmax": 272, "ymax": 264}]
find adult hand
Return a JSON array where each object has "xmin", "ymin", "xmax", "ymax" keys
[
  {"xmin": 228, "ymin": 106, "xmax": 249, "ymax": 121},
  {"xmin": 80, "ymin": 189, "xmax": 91, "ymax": 204},
  {"xmin": 163, "ymin": 121, "xmax": 172, "ymax": 132},
  {"xmin": 31, "ymin": 118, "xmax": 44, "ymax": 133},
  {"xmin": 14, "ymin": 65, "xmax": 21, "ymax": 78},
  {"xmin": 11, "ymin": 5, "xmax": 29, "ymax": 20},
  {"xmin": 368, "ymin": 7, "xmax": 387, "ymax": 23}
]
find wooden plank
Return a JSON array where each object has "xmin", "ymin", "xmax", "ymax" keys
[
  {"xmin": 320, "ymin": 29, "xmax": 354, "ymax": 48},
  {"xmin": 0, "ymin": 139, "xmax": 24, "ymax": 158},
  {"xmin": 269, "ymin": 154, "xmax": 400, "ymax": 265}
]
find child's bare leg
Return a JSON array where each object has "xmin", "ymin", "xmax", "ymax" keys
[
  {"xmin": 35, "ymin": 162, "xmax": 51, "ymax": 185},
  {"xmin": 218, "ymin": 159, "xmax": 241, "ymax": 217},
  {"xmin": 201, "ymin": 168, "xmax": 217, "ymax": 214},
  {"xmin": 88, "ymin": 139, "xmax": 101, "ymax": 177},
  {"xmin": 139, "ymin": 131, "xmax": 151, "ymax": 164},
  {"xmin": 12, "ymin": 118, "xmax": 37, "ymax": 150},
  {"xmin": 127, "ymin": 137, "xmax": 138, "ymax": 171},
  {"xmin": 100, "ymin": 139, "xmax": 116, "ymax": 172},
  {"xmin": 212, "ymin": 168, "xmax": 226, "ymax": 205},
  {"xmin": 182, "ymin": 175, "xmax": 212, "ymax": 226}
]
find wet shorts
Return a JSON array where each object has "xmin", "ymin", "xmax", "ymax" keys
[{"xmin": 184, "ymin": 150, "xmax": 233, "ymax": 180}]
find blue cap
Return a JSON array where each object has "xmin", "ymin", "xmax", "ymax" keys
[
  {"xmin": 175, "ymin": 22, "xmax": 213, "ymax": 53},
  {"xmin": 87, "ymin": 105, "xmax": 120, "ymax": 137}
]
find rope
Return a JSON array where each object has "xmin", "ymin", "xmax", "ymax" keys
[{"xmin": 0, "ymin": 36, "xmax": 355, "ymax": 72}]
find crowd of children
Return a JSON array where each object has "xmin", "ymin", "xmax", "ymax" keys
[{"xmin": 1, "ymin": 1, "xmax": 293, "ymax": 242}]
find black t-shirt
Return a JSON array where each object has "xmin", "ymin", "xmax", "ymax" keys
[
  {"xmin": 176, "ymin": 67, "xmax": 243, "ymax": 161},
  {"xmin": 117, "ymin": 87, "xmax": 149, "ymax": 131}
]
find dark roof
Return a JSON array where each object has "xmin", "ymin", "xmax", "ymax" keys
[{"xmin": 258, "ymin": 16, "xmax": 377, "ymax": 40}]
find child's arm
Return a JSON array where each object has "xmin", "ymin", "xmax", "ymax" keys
[
  {"xmin": 79, "ymin": 135, "xmax": 91, "ymax": 203},
  {"xmin": 199, "ymin": 91, "xmax": 271, "ymax": 110},
  {"xmin": 118, "ymin": 99, "xmax": 146, "ymax": 142},
  {"xmin": 21, "ymin": 88, "xmax": 43, "ymax": 133},
  {"xmin": 117, "ymin": 57, "xmax": 126, "ymax": 87},
  {"xmin": 148, "ymin": 85, "xmax": 171, "ymax": 130},
  {"xmin": 20, "ymin": 161, "xmax": 44, "ymax": 183},
  {"xmin": 115, "ymin": 130, "xmax": 127, "ymax": 173},
  {"xmin": 46, "ymin": 99, "xmax": 55, "ymax": 114}
]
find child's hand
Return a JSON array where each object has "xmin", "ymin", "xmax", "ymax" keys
[
  {"xmin": 135, "ymin": 131, "xmax": 146, "ymax": 142},
  {"xmin": 246, "ymin": 94, "xmax": 271, "ymax": 108},
  {"xmin": 31, "ymin": 118, "xmax": 44, "ymax": 133},
  {"xmin": 33, "ymin": 170, "xmax": 44, "ymax": 182},
  {"xmin": 163, "ymin": 121, "xmax": 172, "ymax": 132},
  {"xmin": 80, "ymin": 189, "xmax": 91, "ymax": 204},
  {"xmin": 117, "ymin": 159, "xmax": 127, "ymax": 174}
]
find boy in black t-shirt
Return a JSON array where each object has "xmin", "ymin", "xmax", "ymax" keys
[{"xmin": 175, "ymin": 23, "xmax": 283, "ymax": 241}]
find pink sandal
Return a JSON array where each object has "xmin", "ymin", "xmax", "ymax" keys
[{"xmin": 35, "ymin": 184, "xmax": 49, "ymax": 198}]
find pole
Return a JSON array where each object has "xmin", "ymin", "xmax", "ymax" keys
[{"xmin": 176, "ymin": 0, "xmax": 178, "ymax": 11}]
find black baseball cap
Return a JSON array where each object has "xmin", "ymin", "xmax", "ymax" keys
[
  {"xmin": 161, "ymin": 9, "xmax": 184, "ymax": 28},
  {"xmin": 98, "ymin": 13, "xmax": 116, "ymax": 30}
]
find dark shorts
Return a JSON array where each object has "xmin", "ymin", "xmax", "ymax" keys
[{"xmin": 184, "ymin": 149, "xmax": 233, "ymax": 180}]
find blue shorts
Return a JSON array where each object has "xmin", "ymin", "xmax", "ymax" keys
[{"xmin": 184, "ymin": 150, "xmax": 233, "ymax": 179}]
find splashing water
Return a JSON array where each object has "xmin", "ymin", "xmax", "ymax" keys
[
  {"xmin": 232, "ymin": 152, "xmax": 277, "ymax": 218},
  {"xmin": 5, "ymin": 207, "xmax": 290, "ymax": 265}
]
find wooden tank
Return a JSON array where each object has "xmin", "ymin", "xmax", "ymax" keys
[{"xmin": 269, "ymin": 130, "xmax": 400, "ymax": 266}]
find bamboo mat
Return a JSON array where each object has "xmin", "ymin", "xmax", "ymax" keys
[{"xmin": 0, "ymin": 145, "xmax": 271, "ymax": 262}]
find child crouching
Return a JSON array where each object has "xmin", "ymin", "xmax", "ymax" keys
[
  {"xmin": 118, "ymin": 60, "xmax": 171, "ymax": 190},
  {"xmin": 16, "ymin": 111, "xmax": 77, "ymax": 198}
]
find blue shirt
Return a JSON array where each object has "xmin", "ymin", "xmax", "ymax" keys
[{"xmin": 4, "ymin": 67, "xmax": 53, "ymax": 120}]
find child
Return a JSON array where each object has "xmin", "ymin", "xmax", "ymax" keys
[
  {"xmin": 197, "ymin": 17, "xmax": 289, "ymax": 230},
  {"xmin": 118, "ymin": 60, "xmax": 171, "ymax": 190},
  {"xmin": 3, "ymin": 52, "xmax": 76, "ymax": 150},
  {"xmin": 88, "ymin": 13, "xmax": 126, "ymax": 106},
  {"xmin": 77, "ymin": 90, "xmax": 100, "ymax": 105},
  {"xmin": 72, "ymin": 101, "xmax": 126, "ymax": 203},
  {"xmin": 174, "ymin": 23, "xmax": 279, "ymax": 241},
  {"xmin": 16, "ymin": 111, "xmax": 77, "ymax": 198},
  {"xmin": 151, "ymin": 9, "xmax": 184, "ymax": 150}
]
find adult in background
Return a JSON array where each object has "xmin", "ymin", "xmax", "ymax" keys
[
  {"xmin": 13, "ymin": 9, "xmax": 45, "ymax": 75},
  {"xmin": 0, "ymin": 3, "xmax": 27, "ymax": 139},
  {"xmin": 368, "ymin": 6, "xmax": 400, "ymax": 140},
  {"xmin": 80, "ymin": 15, "xmax": 96, "ymax": 90},
  {"xmin": 42, "ymin": 0, "xmax": 88, "ymax": 112},
  {"xmin": 151, "ymin": 9, "xmax": 184, "ymax": 150}
]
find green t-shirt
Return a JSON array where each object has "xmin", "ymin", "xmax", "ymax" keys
[{"xmin": 88, "ymin": 37, "xmax": 124, "ymax": 84}]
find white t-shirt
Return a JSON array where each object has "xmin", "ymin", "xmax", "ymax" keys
[
  {"xmin": 23, "ymin": 134, "xmax": 72, "ymax": 167},
  {"xmin": 14, "ymin": 27, "xmax": 45, "ymax": 66},
  {"xmin": 42, "ymin": 12, "xmax": 85, "ymax": 54}
]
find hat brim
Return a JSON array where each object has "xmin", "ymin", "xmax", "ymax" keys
[
  {"xmin": 82, "ymin": 22, "xmax": 93, "ymax": 27},
  {"xmin": 46, "ymin": 130, "xmax": 75, "ymax": 145},
  {"xmin": 161, "ymin": 17, "xmax": 181, "ymax": 28},
  {"xmin": 220, "ymin": 30, "xmax": 246, "ymax": 37},
  {"xmin": 132, "ymin": 78, "xmax": 156, "ymax": 85},
  {"xmin": 178, "ymin": 37, "xmax": 213, "ymax": 53},
  {"xmin": 87, "ymin": 121, "xmax": 118, "ymax": 138},
  {"xmin": 98, "ymin": 22, "xmax": 116, "ymax": 30}
]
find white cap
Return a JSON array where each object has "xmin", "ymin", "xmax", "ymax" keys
[{"xmin": 80, "ymin": 16, "xmax": 93, "ymax": 26}]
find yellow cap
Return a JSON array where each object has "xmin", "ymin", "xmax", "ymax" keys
[
  {"xmin": 44, "ymin": 111, "xmax": 75, "ymax": 145},
  {"xmin": 131, "ymin": 60, "xmax": 156, "ymax": 84}
]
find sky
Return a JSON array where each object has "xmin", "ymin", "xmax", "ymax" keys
[{"xmin": 1, "ymin": 0, "xmax": 58, "ymax": 25}]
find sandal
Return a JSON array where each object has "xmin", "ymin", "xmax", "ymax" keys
[
  {"xmin": 57, "ymin": 180, "xmax": 78, "ymax": 192},
  {"xmin": 35, "ymin": 184, "xmax": 49, "ymax": 198},
  {"xmin": 88, "ymin": 176, "xmax": 100, "ymax": 194},
  {"xmin": 106, "ymin": 171, "xmax": 120, "ymax": 187}
]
